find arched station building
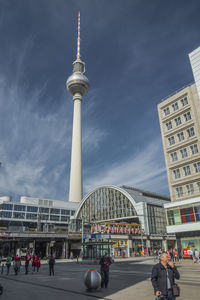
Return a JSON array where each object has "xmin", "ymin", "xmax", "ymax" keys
[{"xmin": 71, "ymin": 185, "xmax": 176, "ymax": 258}]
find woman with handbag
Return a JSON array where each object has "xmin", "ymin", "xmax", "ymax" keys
[{"xmin": 151, "ymin": 252, "xmax": 180, "ymax": 299}]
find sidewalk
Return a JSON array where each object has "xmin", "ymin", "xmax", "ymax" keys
[{"xmin": 107, "ymin": 259, "xmax": 200, "ymax": 300}]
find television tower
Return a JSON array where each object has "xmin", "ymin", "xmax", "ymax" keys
[{"xmin": 66, "ymin": 12, "xmax": 89, "ymax": 202}]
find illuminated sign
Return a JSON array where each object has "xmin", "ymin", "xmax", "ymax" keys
[{"xmin": 90, "ymin": 222, "xmax": 144, "ymax": 235}]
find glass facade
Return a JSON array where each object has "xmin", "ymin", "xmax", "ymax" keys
[
  {"xmin": 147, "ymin": 205, "xmax": 166, "ymax": 234},
  {"xmin": 76, "ymin": 187, "xmax": 137, "ymax": 224},
  {"xmin": 167, "ymin": 203, "xmax": 200, "ymax": 225}
]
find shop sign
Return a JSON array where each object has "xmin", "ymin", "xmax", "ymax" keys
[{"xmin": 91, "ymin": 223, "xmax": 144, "ymax": 235}]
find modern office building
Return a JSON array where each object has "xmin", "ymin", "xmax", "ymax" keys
[
  {"xmin": 0, "ymin": 196, "xmax": 79, "ymax": 258},
  {"xmin": 158, "ymin": 47, "xmax": 200, "ymax": 255},
  {"xmin": 70, "ymin": 185, "xmax": 175, "ymax": 258}
]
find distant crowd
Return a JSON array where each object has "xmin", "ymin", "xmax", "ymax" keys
[{"xmin": 0, "ymin": 252, "xmax": 56, "ymax": 276}]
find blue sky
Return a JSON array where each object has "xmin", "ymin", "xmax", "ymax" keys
[{"xmin": 0, "ymin": 0, "xmax": 199, "ymax": 201}]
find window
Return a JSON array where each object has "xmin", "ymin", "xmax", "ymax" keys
[
  {"xmin": 174, "ymin": 117, "xmax": 181, "ymax": 126},
  {"xmin": 184, "ymin": 111, "xmax": 191, "ymax": 122},
  {"xmin": 40, "ymin": 207, "xmax": 49, "ymax": 213},
  {"xmin": 1, "ymin": 203, "xmax": 13, "ymax": 210},
  {"xmin": 177, "ymin": 132, "xmax": 184, "ymax": 142},
  {"xmin": 0, "ymin": 211, "xmax": 12, "ymax": 218},
  {"xmin": 163, "ymin": 107, "xmax": 170, "ymax": 116},
  {"xmin": 170, "ymin": 152, "xmax": 178, "ymax": 162},
  {"xmin": 180, "ymin": 148, "xmax": 188, "ymax": 159},
  {"xmin": 167, "ymin": 209, "xmax": 181, "ymax": 225},
  {"xmin": 187, "ymin": 127, "xmax": 195, "ymax": 138},
  {"xmin": 172, "ymin": 102, "xmax": 179, "ymax": 112},
  {"xmin": 168, "ymin": 136, "xmax": 175, "ymax": 146},
  {"xmin": 183, "ymin": 165, "xmax": 191, "ymax": 176},
  {"xmin": 173, "ymin": 169, "xmax": 180, "ymax": 179},
  {"xmin": 181, "ymin": 97, "xmax": 188, "ymax": 107},
  {"xmin": 194, "ymin": 204, "xmax": 200, "ymax": 221},
  {"xmin": 197, "ymin": 182, "xmax": 200, "ymax": 193},
  {"xmin": 26, "ymin": 213, "xmax": 37, "ymax": 220},
  {"xmin": 14, "ymin": 205, "xmax": 26, "ymax": 211},
  {"xmin": 27, "ymin": 206, "xmax": 38, "ymax": 212},
  {"xmin": 50, "ymin": 215, "xmax": 60, "ymax": 221},
  {"xmin": 165, "ymin": 121, "xmax": 172, "ymax": 131},
  {"xmin": 176, "ymin": 187, "xmax": 183, "ymax": 197},
  {"xmin": 61, "ymin": 209, "xmax": 70, "ymax": 215},
  {"xmin": 13, "ymin": 212, "xmax": 25, "ymax": 219},
  {"xmin": 61, "ymin": 216, "xmax": 70, "ymax": 222},
  {"xmin": 190, "ymin": 144, "xmax": 198, "ymax": 155},
  {"xmin": 71, "ymin": 210, "xmax": 75, "ymax": 216},
  {"xmin": 186, "ymin": 184, "xmax": 194, "ymax": 195},
  {"xmin": 180, "ymin": 207, "xmax": 195, "ymax": 223},
  {"xmin": 50, "ymin": 208, "xmax": 60, "ymax": 214},
  {"xmin": 194, "ymin": 162, "xmax": 200, "ymax": 173}
]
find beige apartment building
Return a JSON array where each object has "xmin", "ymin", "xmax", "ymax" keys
[
  {"xmin": 158, "ymin": 78, "xmax": 200, "ymax": 256},
  {"xmin": 158, "ymin": 83, "xmax": 200, "ymax": 203}
]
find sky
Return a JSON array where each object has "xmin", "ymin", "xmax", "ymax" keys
[{"xmin": 0, "ymin": 0, "xmax": 200, "ymax": 202}]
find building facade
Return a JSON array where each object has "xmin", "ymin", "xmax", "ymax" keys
[
  {"xmin": 0, "ymin": 196, "xmax": 79, "ymax": 258},
  {"xmin": 189, "ymin": 46, "xmax": 200, "ymax": 99},
  {"xmin": 158, "ymin": 83, "xmax": 200, "ymax": 202},
  {"xmin": 158, "ymin": 47, "xmax": 200, "ymax": 255},
  {"xmin": 71, "ymin": 185, "xmax": 175, "ymax": 258}
]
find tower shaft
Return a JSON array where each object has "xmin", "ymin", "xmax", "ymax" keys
[{"xmin": 69, "ymin": 93, "xmax": 82, "ymax": 202}]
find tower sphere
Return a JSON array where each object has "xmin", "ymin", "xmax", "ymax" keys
[{"xmin": 66, "ymin": 71, "xmax": 89, "ymax": 96}]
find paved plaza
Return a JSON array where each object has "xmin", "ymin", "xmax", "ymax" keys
[{"xmin": 0, "ymin": 257, "xmax": 200, "ymax": 300}]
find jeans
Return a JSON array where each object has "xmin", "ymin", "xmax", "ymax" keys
[
  {"xmin": 162, "ymin": 289, "xmax": 176, "ymax": 300},
  {"xmin": 49, "ymin": 264, "xmax": 54, "ymax": 276},
  {"xmin": 6, "ymin": 264, "xmax": 11, "ymax": 275},
  {"xmin": 25, "ymin": 261, "xmax": 29, "ymax": 274},
  {"xmin": 101, "ymin": 270, "xmax": 109, "ymax": 288}
]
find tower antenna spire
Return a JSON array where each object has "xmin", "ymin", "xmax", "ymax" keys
[{"xmin": 77, "ymin": 11, "xmax": 81, "ymax": 60}]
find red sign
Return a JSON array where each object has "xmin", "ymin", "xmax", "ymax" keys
[{"xmin": 183, "ymin": 248, "xmax": 193, "ymax": 257}]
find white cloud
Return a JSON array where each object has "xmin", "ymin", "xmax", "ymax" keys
[{"xmin": 84, "ymin": 138, "xmax": 168, "ymax": 195}]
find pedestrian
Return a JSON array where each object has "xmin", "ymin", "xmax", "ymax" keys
[
  {"xmin": 49, "ymin": 254, "xmax": 55, "ymax": 276},
  {"xmin": 6, "ymin": 255, "xmax": 12, "ymax": 275},
  {"xmin": 99, "ymin": 252, "xmax": 112, "ymax": 288},
  {"xmin": 13, "ymin": 254, "xmax": 21, "ymax": 275},
  {"xmin": 151, "ymin": 252, "xmax": 180, "ymax": 299},
  {"xmin": 32, "ymin": 253, "xmax": 38, "ymax": 273},
  {"xmin": 25, "ymin": 252, "xmax": 32, "ymax": 274},
  {"xmin": 37, "ymin": 257, "xmax": 41, "ymax": 272},
  {"xmin": 194, "ymin": 249, "xmax": 199, "ymax": 263}
]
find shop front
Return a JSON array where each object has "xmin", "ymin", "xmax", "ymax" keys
[{"xmin": 181, "ymin": 237, "xmax": 200, "ymax": 258}]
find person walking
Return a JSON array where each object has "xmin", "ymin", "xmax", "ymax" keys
[
  {"xmin": 194, "ymin": 249, "xmax": 199, "ymax": 263},
  {"xmin": 25, "ymin": 252, "xmax": 32, "ymax": 274},
  {"xmin": 32, "ymin": 253, "xmax": 38, "ymax": 273},
  {"xmin": 99, "ymin": 252, "xmax": 112, "ymax": 288},
  {"xmin": 49, "ymin": 254, "xmax": 55, "ymax": 276},
  {"xmin": 36, "ymin": 257, "xmax": 41, "ymax": 272},
  {"xmin": 151, "ymin": 252, "xmax": 180, "ymax": 299},
  {"xmin": 13, "ymin": 255, "xmax": 21, "ymax": 275},
  {"xmin": 6, "ymin": 255, "xmax": 12, "ymax": 275}
]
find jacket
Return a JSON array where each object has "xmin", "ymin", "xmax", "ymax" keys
[
  {"xmin": 99, "ymin": 256, "xmax": 112, "ymax": 272},
  {"xmin": 151, "ymin": 262, "xmax": 180, "ymax": 295}
]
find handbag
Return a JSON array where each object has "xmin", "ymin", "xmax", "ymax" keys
[{"xmin": 172, "ymin": 283, "xmax": 180, "ymax": 297}]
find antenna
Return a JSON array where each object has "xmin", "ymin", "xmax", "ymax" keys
[{"xmin": 77, "ymin": 11, "xmax": 81, "ymax": 60}]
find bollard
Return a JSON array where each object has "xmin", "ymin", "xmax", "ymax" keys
[{"xmin": 83, "ymin": 269, "xmax": 101, "ymax": 291}]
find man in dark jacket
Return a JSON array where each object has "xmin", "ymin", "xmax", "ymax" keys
[
  {"xmin": 99, "ymin": 252, "xmax": 112, "ymax": 288},
  {"xmin": 151, "ymin": 252, "xmax": 180, "ymax": 299}
]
